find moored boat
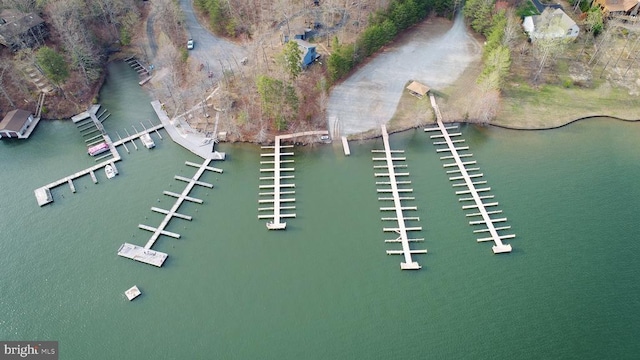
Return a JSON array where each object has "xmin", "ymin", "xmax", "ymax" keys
[
  {"xmin": 105, "ymin": 164, "xmax": 116, "ymax": 179},
  {"xmin": 88, "ymin": 142, "xmax": 109, "ymax": 156},
  {"xmin": 141, "ymin": 133, "xmax": 155, "ymax": 149}
]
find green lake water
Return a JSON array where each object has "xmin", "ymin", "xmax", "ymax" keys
[{"xmin": 0, "ymin": 61, "xmax": 639, "ymax": 359}]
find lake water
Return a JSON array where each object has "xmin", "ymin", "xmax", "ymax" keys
[{"xmin": 0, "ymin": 62, "xmax": 638, "ymax": 359}]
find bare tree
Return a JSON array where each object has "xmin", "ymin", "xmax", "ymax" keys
[
  {"xmin": 48, "ymin": 0, "xmax": 102, "ymax": 87},
  {"xmin": 0, "ymin": 61, "xmax": 15, "ymax": 108},
  {"xmin": 502, "ymin": 9, "xmax": 521, "ymax": 48},
  {"xmin": 532, "ymin": 37, "xmax": 568, "ymax": 83}
]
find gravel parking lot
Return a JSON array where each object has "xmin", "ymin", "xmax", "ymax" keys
[{"xmin": 327, "ymin": 15, "xmax": 482, "ymax": 136}]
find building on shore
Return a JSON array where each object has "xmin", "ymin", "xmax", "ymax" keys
[
  {"xmin": 523, "ymin": 8, "xmax": 579, "ymax": 41},
  {"xmin": 0, "ymin": 9, "xmax": 47, "ymax": 51},
  {"xmin": 0, "ymin": 109, "xmax": 38, "ymax": 139}
]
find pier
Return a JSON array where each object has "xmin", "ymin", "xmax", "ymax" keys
[
  {"xmin": 34, "ymin": 105, "xmax": 166, "ymax": 206},
  {"xmin": 424, "ymin": 94, "xmax": 514, "ymax": 253},
  {"xmin": 117, "ymin": 159, "xmax": 222, "ymax": 266},
  {"xmin": 35, "ymin": 105, "xmax": 120, "ymax": 206},
  {"xmin": 151, "ymin": 100, "xmax": 225, "ymax": 161},
  {"xmin": 258, "ymin": 130, "xmax": 328, "ymax": 230},
  {"xmin": 373, "ymin": 125, "xmax": 425, "ymax": 270},
  {"xmin": 341, "ymin": 136, "xmax": 351, "ymax": 156}
]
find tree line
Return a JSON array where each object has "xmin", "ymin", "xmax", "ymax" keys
[{"xmin": 327, "ymin": 0, "xmax": 454, "ymax": 83}]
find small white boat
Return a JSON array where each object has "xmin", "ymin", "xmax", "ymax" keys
[
  {"xmin": 105, "ymin": 164, "xmax": 116, "ymax": 179},
  {"xmin": 266, "ymin": 221, "xmax": 287, "ymax": 230},
  {"xmin": 140, "ymin": 133, "xmax": 155, "ymax": 149},
  {"xmin": 125, "ymin": 285, "xmax": 141, "ymax": 301}
]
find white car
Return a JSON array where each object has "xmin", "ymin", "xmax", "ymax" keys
[{"xmin": 187, "ymin": 39, "xmax": 194, "ymax": 50}]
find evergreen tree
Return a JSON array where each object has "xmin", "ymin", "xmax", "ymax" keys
[{"xmin": 36, "ymin": 46, "xmax": 69, "ymax": 85}]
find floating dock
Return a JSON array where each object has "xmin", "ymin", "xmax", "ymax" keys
[
  {"xmin": 425, "ymin": 94, "xmax": 514, "ymax": 253},
  {"xmin": 125, "ymin": 285, "xmax": 141, "ymax": 301},
  {"xmin": 117, "ymin": 243, "xmax": 167, "ymax": 267},
  {"xmin": 117, "ymin": 159, "xmax": 222, "ymax": 266},
  {"xmin": 373, "ymin": 125, "xmax": 426, "ymax": 270},
  {"xmin": 258, "ymin": 131, "xmax": 328, "ymax": 230}
]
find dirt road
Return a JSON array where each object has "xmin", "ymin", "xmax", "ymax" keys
[
  {"xmin": 327, "ymin": 14, "xmax": 482, "ymax": 136},
  {"xmin": 178, "ymin": 0, "xmax": 248, "ymax": 74}
]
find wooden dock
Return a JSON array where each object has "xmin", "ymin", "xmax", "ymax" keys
[
  {"xmin": 117, "ymin": 243, "xmax": 167, "ymax": 267},
  {"xmin": 117, "ymin": 159, "xmax": 222, "ymax": 266},
  {"xmin": 141, "ymin": 159, "xmax": 220, "ymax": 250},
  {"xmin": 258, "ymin": 130, "xmax": 328, "ymax": 230},
  {"xmin": 425, "ymin": 94, "xmax": 514, "ymax": 254},
  {"xmin": 35, "ymin": 105, "xmax": 165, "ymax": 206},
  {"xmin": 373, "ymin": 125, "xmax": 425, "ymax": 270},
  {"xmin": 341, "ymin": 136, "xmax": 350, "ymax": 156}
]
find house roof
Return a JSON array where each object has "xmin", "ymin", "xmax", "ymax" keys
[
  {"xmin": 594, "ymin": 0, "xmax": 640, "ymax": 12},
  {"xmin": 292, "ymin": 38, "xmax": 315, "ymax": 50},
  {"xmin": 0, "ymin": 9, "xmax": 44, "ymax": 40},
  {"xmin": 406, "ymin": 81, "xmax": 430, "ymax": 96},
  {"xmin": 0, "ymin": 109, "xmax": 32, "ymax": 132},
  {"xmin": 523, "ymin": 8, "xmax": 577, "ymax": 39}
]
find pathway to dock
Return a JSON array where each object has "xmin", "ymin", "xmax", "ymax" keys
[
  {"xmin": 118, "ymin": 159, "xmax": 222, "ymax": 266},
  {"xmin": 34, "ymin": 105, "xmax": 166, "ymax": 206},
  {"xmin": 258, "ymin": 130, "xmax": 328, "ymax": 230},
  {"xmin": 373, "ymin": 125, "xmax": 426, "ymax": 270},
  {"xmin": 151, "ymin": 100, "xmax": 225, "ymax": 161},
  {"xmin": 424, "ymin": 94, "xmax": 514, "ymax": 253}
]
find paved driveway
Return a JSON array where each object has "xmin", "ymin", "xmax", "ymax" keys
[
  {"xmin": 327, "ymin": 15, "xmax": 482, "ymax": 136},
  {"xmin": 178, "ymin": 0, "xmax": 248, "ymax": 74}
]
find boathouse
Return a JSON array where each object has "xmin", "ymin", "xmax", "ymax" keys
[{"xmin": 0, "ymin": 109, "xmax": 36, "ymax": 139}]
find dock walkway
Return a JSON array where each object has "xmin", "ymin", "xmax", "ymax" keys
[
  {"xmin": 425, "ymin": 94, "xmax": 514, "ymax": 253},
  {"xmin": 258, "ymin": 130, "xmax": 328, "ymax": 230},
  {"xmin": 373, "ymin": 125, "xmax": 425, "ymax": 270},
  {"xmin": 117, "ymin": 159, "xmax": 222, "ymax": 266},
  {"xmin": 151, "ymin": 100, "xmax": 225, "ymax": 161},
  {"xmin": 34, "ymin": 105, "xmax": 166, "ymax": 206}
]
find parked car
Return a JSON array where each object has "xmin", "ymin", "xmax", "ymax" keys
[{"xmin": 187, "ymin": 39, "xmax": 194, "ymax": 50}]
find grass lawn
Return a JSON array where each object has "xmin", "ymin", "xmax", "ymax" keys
[{"xmin": 495, "ymin": 81, "xmax": 640, "ymax": 129}]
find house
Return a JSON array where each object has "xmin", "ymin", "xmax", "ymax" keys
[
  {"xmin": 406, "ymin": 81, "xmax": 430, "ymax": 99},
  {"xmin": 0, "ymin": 9, "xmax": 47, "ymax": 51},
  {"xmin": 0, "ymin": 109, "xmax": 38, "ymax": 139},
  {"xmin": 593, "ymin": 0, "xmax": 640, "ymax": 16},
  {"xmin": 523, "ymin": 8, "xmax": 579, "ymax": 41},
  {"xmin": 293, "ymin": 39, "xmax": 321, "ymax": 68}
]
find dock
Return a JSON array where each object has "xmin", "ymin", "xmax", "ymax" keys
[
  {"xmin": 151, "ymin": 100, "xmax": 225, "ymax": 161},
  {"xmin": 258, "ymin": 130, "xmax": 328, "ymax": 230},
  {"xmin": 34, "ymin": 105, "xmax": 166, "ymax": 206},
  {"xmin": 117, "ymin": 243, "xmax": 167, "ymax": 267},
  {"xmin": 341, "ymin": 136, "xmax": 351, "ymax": 156},
  {"xmin": 125, "ymin": 285, "xmax": 141, "ymax": 301},
  {"xmin": 117, "ymin": 159, "xmax": 222, "ymax": 266},
  {"xmin": 372, "ymin": 125, "xmax": 425, "ymax": 270},
  {"xmin": 424, "ymin": 94, "xmax": 514, "ymax": 254}
]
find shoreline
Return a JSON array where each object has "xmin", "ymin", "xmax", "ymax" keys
[{"xmin": 342, "ymin": 114, "xmax": 640, "ymax": 143}]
